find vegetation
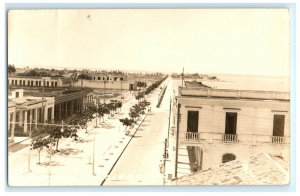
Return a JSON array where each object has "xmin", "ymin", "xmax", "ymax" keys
[
  {"xmin": 31, "ymin": 136, "xmax": 55, "ymax": 164},
  {"xmin": 8, "ymin": 64, "xmax": 16, "ymax": 75}
]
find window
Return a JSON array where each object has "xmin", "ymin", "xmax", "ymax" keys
[
  {"xmin": 16, "ymin": 92, "xmax": 19, "ymax": 98},
  {"xmin": 51, "ymin": 81, "xmax": 54, "ymax": 86},
  {"xmin": 23, "ymin": 81, "xmax": 25, "ymax": 86},
  {"xmin": 225, "ymin": 112, "xmax": 237, "ymax": 134},
  {"xmin": 187, "ymin": 111, "xmax": 199, "ymax": 133},
  {"xmin": 31, "ymin": 81, "xmax": 33, "ymax": 86},
  {"xmin": 55, "ymin": 82, "xmax": 57, "ymax": 87},
  {"xmin": 222, "ymin": 153, "xmax": 236, "ymax": 163},
  {"xmin": 94, "ymin": 77, "xmax": 95, "ymax": 80},
  {"xmin": 36, "ymin": 81, "xmax": 38, "ymax": 86},
  {"xmin": 103, "ymin": 77, "xmax": 105, "ymax": 80},
  {"xmin": 19, "ymin": 80, "xmax": 22, "ymax": 85},
  {"xmin": 28, "ymin": 81, "xmax": 30, "ymax": 86},
  {"xmin": 12, "ymin": 80, "xmax": 14, "ymax": 85},
  {"xmin": 47, "ymin": 81, "xmax": 49, "ymax": 86},
  {"xmin": 39, "ymin": 81, "xmax": 41, "ymax": 86},
  {"xmin": 273, "ymin": 115, "xmax": 285, "ymax": 137},
  {"xmin": 120, "ymin": 77, "xmax": 124, "ymax": 81},
  {"xmin": 98, "ymin": 77, "xmax": 101, "ymax": 80}
]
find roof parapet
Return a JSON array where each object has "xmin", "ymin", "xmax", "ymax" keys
[{"xmin": 178, "ymin": 87, "xmax": 289, "ymax": 101}]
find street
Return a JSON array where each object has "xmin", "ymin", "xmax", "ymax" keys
[{"xmin": 103, "ymin": 78, "xmax": 173, "ymax": 185}]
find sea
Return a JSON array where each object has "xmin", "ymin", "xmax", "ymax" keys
[{"xmin": 200, "ymin": 74, "xmax": 290, "ymax": 92}]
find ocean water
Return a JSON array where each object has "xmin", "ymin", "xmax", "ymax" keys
[{"xmin": 201, "ymin": 74, "xmax": 290, "ymax": 92}]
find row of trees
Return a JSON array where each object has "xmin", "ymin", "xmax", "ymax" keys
[
  {"xmin": 119, "ymin": 100, "xmax": 150, "ymax": 135},
  {"xmin": 31, "ymin": 99, "xmax": 123, "ymax": 164},
  {"xmin": 144, "ymin": 76, "xmax": 168, "ymax": 95}
]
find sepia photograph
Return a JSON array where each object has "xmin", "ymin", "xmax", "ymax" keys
[{"xmin": 7, "ymin": 7, "xmax": 291, "ymax": 187}]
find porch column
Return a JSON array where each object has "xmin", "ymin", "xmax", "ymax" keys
[
  {"xmin": 23, "ymin": 110, "xmax": 28, "ymax": 133},
  {"xmin": 29, "ymin": 109, "xmax": 33, "ymax": 133},
  {"xmin": 44, "ymin": 106, "xmax": 48, "ymax": 123},
  {"xmin": 59, "ymin": 104, "xmax": 62, "ymax": 120},
  {"xmin": 19, "ymin": 111, "xmax": 23, "ymax": 126},
  {"xmin": 8, "ymin": 112, "xmax": 11, "ymax": 132},
  {"xmin": 51, "ymin": 106, "xmax": 55, "ymax": 122},
  {"xmin": 11, "ymin": 112, "xmax": 16, "ymax": 142},
  {"xmin": 70, "ymin": 100, "xmax": 74, "ymax": 115},
  {"xmin": 34, "ymin": 108, "xmax": 38, "ymax": 127},
  {"xmin": 65, "ymin": 102, "xmax": 68, "ymax": 118}
]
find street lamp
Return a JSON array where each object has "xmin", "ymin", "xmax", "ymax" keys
[{"xmin": 92, "ymin": 127, "xmax": 96, "ymax": 176}]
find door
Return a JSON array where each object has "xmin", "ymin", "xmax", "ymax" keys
[
  {"xmin": 225, "ymin": 112, "xmax": 237, "ymax": 134},
  {"xmin": 187, "ymin": 111, "xmax": 199, "ymax": 132},
  {"xmin": 273, "ymin": 115, "xmax": 285, "ymax": 137}
]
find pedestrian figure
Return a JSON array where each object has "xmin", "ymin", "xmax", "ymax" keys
[
  {"xmin": 192, "ymin": 161, "xmax": 198, "ymax": 172},
  {"xmin": 159, "ymin": 160, "xmax": 164, "ymax": 173}
]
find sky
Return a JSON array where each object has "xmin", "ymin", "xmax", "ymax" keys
[{"xmin": 8, "ymin": 9, "xmax": 290, "ymax": 76}]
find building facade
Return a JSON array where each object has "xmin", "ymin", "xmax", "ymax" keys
[
  {"xmin": 8, "ymin": 76, "xmax": 63, "ymax": 88},
  {"xmin": 8, "ymin": 89, "xmax": 55, "ymax": 141},
  {"xmin": 175, "ymin": 87, "xmax": 290, "ymax": 175},
  {"xmin": 92, "ymin": 73, "xmax": 127, "ymax": 82}
]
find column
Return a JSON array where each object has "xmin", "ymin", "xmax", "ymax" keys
[
  {"xmin": 23, "ymin": 110, "xmax": 28, "ymax": 133},
  {"xmin": 77, "ymin": 99, "xmax": 80, "ymax": 113},
  {"xmin": 70, "ymin": 100, "xmax": 74, "ymax": 115},
  {"xmin": 44, "ymin": 106, "xmax": 48, "ymax": 123},
  {"xmin": 8, "ymin": 112, "xmax": 11, "ymax": 132},
  {"xmin": 65, "ymin": 102, "xmax": 68, "ymax": 118},
  {"xmin": 29, "ymin": 109, "xmax": 33, "ymax": 133},
  {"xmin": 59, "ymin": 104, "xmax": 62, "ymax": 120},
  {"xmin": 51, "ymin": 106, "xmax": 55, "ymax": 122},
  {"xmin": 19, "ymin": 110, "xmax": 23, "ymax": 126},
  {"xmin": 11, "ymin": 112, "xmax": 16, "ymax": 142},
  {"xmin": 34, "ymin": 108, "xmax": 38, "ymax": 127}
]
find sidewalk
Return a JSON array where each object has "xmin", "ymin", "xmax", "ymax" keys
[{"xmin": 8, "ymin": 79, "xmax": 165, "ymax": 186}]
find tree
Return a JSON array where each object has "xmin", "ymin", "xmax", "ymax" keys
[
  {"xmin": 31, "ymin": 136, "xmax": 54, "ymax": 164},
  {"xmin": 8, "ymin": 64, "xmax": 16, "ymax": 75},
  {"xmin": 119, "ymin": 118, "xmax": 134, "ymax": 135}
]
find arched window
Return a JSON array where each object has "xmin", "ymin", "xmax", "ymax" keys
[{"xmin": 222, "ymin": 153, "xmax": 236, "ymax": 163}]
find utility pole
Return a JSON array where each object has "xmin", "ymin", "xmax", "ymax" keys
[
  {"xmin": 92, "ymin": 127, "xmax": 96, "ymax": 176},
  {"xmin": 181, "ymin": 67, "xmax": 184, "ymax": 87},
  {"xmin": 167, "ymin": 96, "xmax": 171, "ymax": 148},
  {"xmin": 42, "ymin": 78, "xmax": 45, "ymax": 123},
  {"xmin": 175, "ymin": 103, "xmax": 181, "ymax": 178},
  {"xmin": 28, "ymin": 117, "xmax": 32, "ymax": 172}
]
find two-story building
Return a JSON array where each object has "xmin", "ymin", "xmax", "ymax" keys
[{"xmin": 174, "ymin": 86, "xmax": 290, "ymax": 177}]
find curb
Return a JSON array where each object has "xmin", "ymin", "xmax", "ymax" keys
[{"xmin": 100, "ymin": 112, "xmax": 149, "ymax": 186}]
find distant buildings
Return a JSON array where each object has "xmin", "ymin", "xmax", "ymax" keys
[
  {"xmin": 92, "ymin": 73, "xmax": 127, "ymax": 82},
  {"xmin": 8, "ymin": 76, "xmax": 64, "ymax": 88},
  {"xmin": 174, "ymin": 85, "xmax": 290, "ymax": 177}
]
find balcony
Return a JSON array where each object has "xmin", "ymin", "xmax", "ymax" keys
[
  {"xmin": 185, "ymin": 132, "xmax": 199, "ymax": 141},
  {"xmin": 271, "ymin": 136, "xmax": 285, "ymax": 144},
  {"xmin": 222, "ymin": 134, "xmax": 238, "ymax": 143}
]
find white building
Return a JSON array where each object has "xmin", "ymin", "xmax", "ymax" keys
[
  {"xmin": 8, "ymin": 89, "xmax": 55, "ymax": 142},
  {"xmin": 174, "ymin": 86, "xmax": 290, "ymax": 177}
]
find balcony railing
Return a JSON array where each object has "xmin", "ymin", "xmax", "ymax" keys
[
  {"xmin": 222, "ymin": 134, "xmax": 238, "ymax": 143},
  {"xmin": 185, "ymin": 132, "xmax": 199, "ymax": 141},
  {"xmin": 271, "ymin": 136, "xmax": 285, "ymax": 144}
]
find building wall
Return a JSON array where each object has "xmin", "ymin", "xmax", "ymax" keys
[
  {"xmin": 92, "ymin": 74, "xmax": 127, "ymax": 81},
  {"xmin": 8, "ymin": 76, "xmax": 63, "ymax": 87},
  {"xmin": 177, "ymin": 96, "xmax": 290, "ymax": 170},
  {"xmin": 73, "ymin": 79, "xmax": 131, "ymax": 90}
]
